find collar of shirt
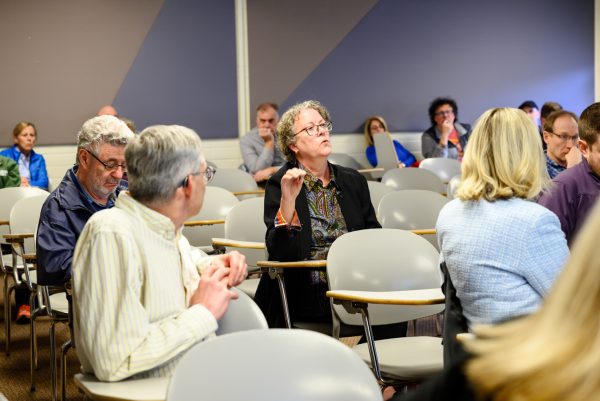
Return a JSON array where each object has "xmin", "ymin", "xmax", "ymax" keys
[
  {"xmin": 300, "ymin": 162, "xmax": 339, "ymax": 192},
  {"xmin": 69, "ymin": 167, "xmax": 117, "ymax": 212},
  {"xmin": 116, "ymin": 191, "xmax": 179, "ymax": 240}
]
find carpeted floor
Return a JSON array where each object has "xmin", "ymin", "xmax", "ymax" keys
[{"xmin": 0, "ymin": 284, "xmax": 82, "ymax": 401}]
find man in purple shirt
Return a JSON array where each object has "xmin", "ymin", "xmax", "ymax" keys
[{"xmin": 538, "ymin": 103, "xmax": 600, "ymax": 246}]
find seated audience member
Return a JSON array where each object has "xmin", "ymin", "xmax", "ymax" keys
[
  {"xmin": 543, "ymin": 110, "xmax": 581, "ymax": 178},
  {"xmin": 36, "ymin": 115, "xmax": 134, "ymax": 287},
  {"xmin": 363, "ymin": 115, "xmax": 417, "ymax": 167},
  {"xmin": 421, "ymin": 97, "xmax": 471, "ymax": 160},
  {"xmin": 240, "ymin": 102, "xmax": 285, "ymax": 182},
  {"xmin": 391, "ymin": 201, "xmax": 600, "ymax": 401},
  {"xmin": 254, "ymin": 100, "xmax": 382, "ymax": 329},
  {"xmin": 540, "ymin": 101, "xmax": 563, "ymax": 128},
  {"xmin": 73, "ymin": 125, "xmax": 247, "ymax": 381},
  {"xmin": 538, "ymin": 102, "xmax": 600, "ymax": 246},
  {"xmin": 97, "ymin": 104, "xmax": 118, "ymax": 116},
  {"xmin": 0, "ymin": 122, "xmax": 49, "ymax": 189},
  {"xmin": 539, "ymin": 101, "xmax": 563, "ymax": 150},
  {"xmin": 436, "ymin": 108, "xmax": 568, "ymax": 329},
  {"xmin": 518, "ymin": 100, "xmax": 541, "ymax": 129},
  {"xmin": 0, "ymin": 155, "xmax": 20, "ymax": 188}
]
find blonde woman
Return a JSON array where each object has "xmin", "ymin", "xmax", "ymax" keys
[
  {"xmin": 436, "ymin": 108, "xmax": 568, "ymax": 329},
  {"xmin": 363, "ymin": 115, "xmax": 417, "ymax": 167},
  {"xmin": 392, "ymin": 198, "xmax": 600, "ymax": 401}
]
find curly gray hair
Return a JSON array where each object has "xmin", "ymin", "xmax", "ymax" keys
[
  {"xmin": 76, "ymin": 115, "xmax": 134, "ymax": 163},
  {"xmin": 277, "ymin": 100, "xmax": 331, "ymax": 163}
]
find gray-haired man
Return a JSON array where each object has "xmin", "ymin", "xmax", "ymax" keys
[
  {"xmin": 72, "ymin": 125, "xmax": 247, "ymax": 381},
  {"xmin": 36, "ymin": 115, "xmax": 134, "ymax": 289}
]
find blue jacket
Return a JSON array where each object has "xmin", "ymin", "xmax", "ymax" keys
[
  {"xmin": 0, "ymin": 145, "xmax": 49, "ymax": 189},
  {"xmin": 36, "ymin": 166, "xmax": 118, "ymax": 285},
  {"xmin": 366, "ymin": 140, "xmax": 417, "ymax": 167}
]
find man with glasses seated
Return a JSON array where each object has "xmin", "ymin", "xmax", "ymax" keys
[
  {"xmin": 541, "ymin": 110, "xmax": 581, "ymax": 179},
  {"xmin": 72, "ymin": 125, "xmax": 246, "ymax": 381},
  {"xmin": 539, "ymin": 103, "xmax": 600, "ymax": 247},
  {"xmin": 421, "ymin": 97, "xmax": 471, "ymax": 160},
  {"xmin": 36, "ymin": 115, "xmax": 134, "ymax": 294}
]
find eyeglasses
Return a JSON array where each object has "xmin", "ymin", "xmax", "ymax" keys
[
  {"xmin": 86, "ymin": 149, "xmax": 127, "ymax": 172},
  {"xmin": 546, "ymin": 131, "xmax": 579, "ymax": 144},
  {"xmin": 435, "ymin": 110, "xmax": 454, "ymax": 117},
  {"xmin": 294, "ymin": 121, "xmax": 333, "ymax": 137},
  {"xmin": 179, "ymin": 165, "xmax": 216, "ymax": 187}
]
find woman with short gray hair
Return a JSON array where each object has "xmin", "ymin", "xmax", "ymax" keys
[{"xmin": 254, "ymin": 100, "xmax": 383, "ymax": 329}]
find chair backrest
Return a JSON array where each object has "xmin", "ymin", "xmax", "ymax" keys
[
  {"xmin": 9, "ymin": 193, "xmax": 49, "ymax": 252},
  {"xmin": 419, "ymin": 157, "xmax": 462, "ymax": 184},
  {"xmin": 328, "ymin": 153, "xmax": 363, "ymax": 170},
  {"xmin": 182, "ymin": 186, "xmax": 238, "ymax": 247},
  {"xmin": 208, "ymin": 168, "xmax": 259, "ymax": 200},
  {"xmin": 378, "ymin": 190, "xmax": 448, "ymax": 250},
  {"xmin": 166, "ymin": 329, "xmax": 382, "ymax": 401},
  {"xmin": 216, "ymin": 287, "xmax": 268, "ymax": 335},
  {"xmin": 447, "ymin": 174, "xmax": 461, "ymax": 199},
  {"xmin": 381, "ymin": 167, "xmax": 444, "ymax": 193},
  {"xmin": 372, "ymin": 132, "xmax": 399, "ymax": 171},
  {"xmin": 224, "ymin": 197, "xmax": 265, "ymax": 242},
  {"xmin": 0, "ymin": 186, "xmax": 48, "ymax": 245},
  {"xmin": 327, "ymin": 228, "xmax": 443, "ymax": 326},
  {"xmin": 221, "ymin": 197, "xmax": 267, "ymax": 269},
  {"xmin": 367, "ymin": 180, "xmax": 394, "ymax": 217}
]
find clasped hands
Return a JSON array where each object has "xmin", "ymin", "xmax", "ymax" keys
[{"xmin": 190, "ymin": 251, "xmax": 248, "ymax": 320}]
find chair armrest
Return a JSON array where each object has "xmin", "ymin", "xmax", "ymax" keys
[
  {"xmin": 357, "ymin": 167, "xmax": 385, "ymax": 174},
  {"xmin": 3, "ymin": 233, "xmax": 34, "ymax": 244},
  {"xmin": 410, "ymin": 229, "xmax": 436, "ymax": 235},
  {"xmin": 326, "ymin": 288, "xmax": 444, "ymax": 305},
  {"xmin": 232, "ymin": 189, "xmax": 265, "ymax": 196},
  {"xmin": 183, "ymin": 219, "xmax": 225, "ymax": 227},
  {"xmin": 211, "ymin": 238, "xmax": 265, "ymax": 250},
  {"xmin": 23, "ymin": 253, "xmax": 36, "ymax": 264},
  {"xmin": 74, "ymin": 373, "xmax": 169, "ymax": 401},
  {"xmin": 257, "ymin": 260, "xmax": 327, "ymax": 269}
]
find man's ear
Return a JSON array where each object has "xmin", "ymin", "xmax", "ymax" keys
[
  {"xmin": 579, "ymin": 139, "xmax": 590, "ymax": 157},
  {"xmin": 78, "ymin": 148, "xmax": 89, "ymax": 167}
]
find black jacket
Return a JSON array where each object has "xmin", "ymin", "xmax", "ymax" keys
[{"xmin": 254, "ymin": 162, "xmax": 380, "ymax": 327}]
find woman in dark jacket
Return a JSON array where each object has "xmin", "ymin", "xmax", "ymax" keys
[{"xmin": 254, "ymin": 100, "xmax": 381, "ymax": 328}]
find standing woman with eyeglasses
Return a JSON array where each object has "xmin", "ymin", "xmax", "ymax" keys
[
  {"xmin": 254, "ymin": 100, "xmax": 384, "ymax": 330},
  {"xmin": 421, "ymin": 97, "xmax": 471, "ymax": 160},
  {"xmin": 0, "ymin": 121, "xmax": 49, "ymax": 189}
]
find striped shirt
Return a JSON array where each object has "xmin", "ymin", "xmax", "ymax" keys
[{"xmin": 72, "ymin": 191, "xmax": 217, "ymax": 382}]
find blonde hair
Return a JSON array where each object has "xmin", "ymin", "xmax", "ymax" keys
[
  {"xmin": 363, "ymin": 116, "xmax": 388, "ymax": 146},
  {"xmin": 13, "ymin": 121, "xmax": 36, "ymax": 138},
  {"xmin": 464, "ymin": 200, "xmax": 600, "ymax": 401},
  {"xmin": 456, "ymin": 108, "xmax": 549, "ymax": 201}
]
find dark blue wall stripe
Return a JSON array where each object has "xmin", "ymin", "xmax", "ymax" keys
[
  {"xmin": 282, "ymin": 0, "xmax": 594, "ymax": 132},
  {"xmin": 114, "ymin": 0, "xmax": 238, "ymax": 139}
]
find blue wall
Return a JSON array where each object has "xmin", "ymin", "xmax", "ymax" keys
[
  {"xmin": 114, "ymin": 0, "xmax": 238, "ymax": 139},
  {"xmin": 282, "ymin": 0, "xmax": 594, "ymax": 132}
]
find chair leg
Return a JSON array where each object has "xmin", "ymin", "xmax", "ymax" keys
[
  {"xmin": 49, "ymin": 322, "xmax": 58, "ymax": 401},
  {"xmin": 60, "ymin": 339, "xmax": 72, "ymax": 401},
  {"xmin": 274, "ymin": 271, "xmax": 292, "ymax": 328},
  {"xmin": 5, "ymin": 282, "xmax": 15, "ymax": 356},
  {"xmin": 3, "ymin": 274, "xmax": 9, "ymax": 356},
  {"xmin": 29, "ymin": 291, "xmax": 38, "ymax": 392}
]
